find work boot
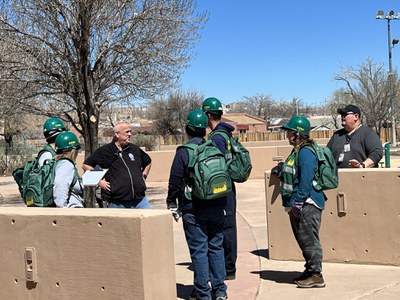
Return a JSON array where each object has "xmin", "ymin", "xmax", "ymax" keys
[
  {"xmin": 293, "ymin": 271, "xmax": 309, "ymax": 283},
  {"xmin": 296, "ymin": 273, "xmax": 326, "ymax": 288}
]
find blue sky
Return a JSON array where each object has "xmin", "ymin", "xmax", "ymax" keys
[{"xmin": 179, "ymin": 0, "xmax": 400, "ymax": 106}]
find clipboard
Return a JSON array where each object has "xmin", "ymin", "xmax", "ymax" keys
[{"xmin": 82, "ymin": 169, "xmax": 108, "ymax": 186}]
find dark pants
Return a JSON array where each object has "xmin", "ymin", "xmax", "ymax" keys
[
  {"xmin": 223, "ymin": 189, "xmax": 237, "ymax": 277},
  {"xmin": 183, "ymin": 208, "xmax": 227, "ymax": 299},
  {"xmin": 289, "ymin": 203, "xmax": 323, "ymax": 274}
]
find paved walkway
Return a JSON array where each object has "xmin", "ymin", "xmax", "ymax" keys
[{"xmin": 1, "ymin": 177, "xmax": 400, "ymax": 299}]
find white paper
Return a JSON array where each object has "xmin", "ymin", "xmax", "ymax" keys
[{"xmin": 82, "ymin": 169, "xmax": 108, "ymax": 186}]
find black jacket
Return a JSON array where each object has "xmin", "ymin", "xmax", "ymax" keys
[{"xmin": 84, "ymin": 142, "xmax": 151, "ymax": 201}]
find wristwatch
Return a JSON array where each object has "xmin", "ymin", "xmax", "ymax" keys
[{"xmin": 360, "ymin": 162, "xmax": 366, "ymax": 168}]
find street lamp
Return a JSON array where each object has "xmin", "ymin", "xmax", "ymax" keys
[{"xmin": 376, "ymin": 10, "xmax": 399, "ymax": 146}]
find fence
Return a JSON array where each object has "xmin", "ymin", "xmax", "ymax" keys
[{"xmin": 159, "ymin": 130, "xmax": 336, "ymax": 146}]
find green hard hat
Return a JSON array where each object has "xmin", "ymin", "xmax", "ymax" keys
[
  {"xmin": 43, "ymin": 118, "xmax": 66, "ymax": 138},
  {"xmin": 281, "ymin": 115, "xmax": 311, "ymax": 136},
  {"xmin": 55, "ymin": 131, "xmax": 80, "ymax": 153},
  {"xmin": 186, "ymin": 109, "xmax": 208, "ymax": 129},
  {"xmin": 202, "ymin": 97, "xmax": 223, "ymax": 112}
]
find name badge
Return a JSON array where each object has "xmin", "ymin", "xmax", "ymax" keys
[
  {"xmin": 344, "ymin": 144, "xmax": 350, "ymax": 152},
  {"xmin": 338, "ymin": 153, "xmax": 344, "ymax": 162}
]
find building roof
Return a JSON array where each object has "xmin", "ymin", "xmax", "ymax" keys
[
  {"xmin": 222, "ymin": 113, "xmax": 265, "ymax": 125},
  {"xmin": 308, "ymin": 115, "xmax": 340, "ymax": 130}
]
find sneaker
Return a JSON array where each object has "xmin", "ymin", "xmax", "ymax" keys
[
  {"xmin": 293, "ymin": 271, "xmax": 309, "ymax": 283},
  {"xmin": 296, "ymin": 273, "xmax": 326, "ymax": 288}
]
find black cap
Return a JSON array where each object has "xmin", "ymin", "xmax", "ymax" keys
[{"xmin": 337, "ymin": 104, "xmax": 361, "ymax": 117}]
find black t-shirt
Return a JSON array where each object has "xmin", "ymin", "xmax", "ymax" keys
[{"xmin": 84, "ymin": 142, "xmax": 151, "ymax": 201}]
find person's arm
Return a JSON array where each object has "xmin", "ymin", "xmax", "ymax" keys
[
  {"xmin": 166, "ymin": 148, "xmax": 187, "ymax": 209},
  {"xmin": 349, "ymin": 130, "xmax": 383, "ymax": 168},
  {"xmin": 82, "ymin": 150, "xmax": 110, "ymax": 190},
  {"xmin": 139, "ymin": 148, "xmax": 152, "ymax": 179},
  {"xmin": 349, "ymin": 158, "xmax": 375, "ymax": 168},
  {"xmin": 210, "ymin": 133, "xmax": 227, "ymax": 154},
  {"xmin": 142, "ymin": 163, "xmax": 151, "ymax": 180},
  {"xmin": 82, "ymin": 163, "xmax": 94, "ymax": 171},
  {"xmin": 365, "ymin": 131, "xmax": 384, "ymax": 167},
  {"xmin": 38, "ymin": 151, "xmax": 53, "ymax": 167},
  {"xmin": 293, "ymin": 148, "xmax": 317, "ymax": 202}
]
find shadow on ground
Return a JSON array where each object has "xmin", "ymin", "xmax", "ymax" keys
[
  {"xmin": 251, "ymin": 270, "xmax": 301, "ymax": 284},
  {"xmin": 251, "ymin": 248, "xmax": 269, "ymax": 259}
]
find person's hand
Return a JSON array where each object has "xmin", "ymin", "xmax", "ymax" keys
[
  {"xmin": 291, "ymin": 201, "xmax": 303, "ymax": 219},
  {"xmin": 169, "ymin": 207, "xmax": 181, "ymax": 222},
  {"xmin": 349, "ymin": 159, "xmax": 362, "ymax": 168},
  {"xmin": 271, "ymin": 162, "xmax": 284, "ymax": 178},
  {"xmin": 98, "ymin": 179, "xmax": 111, "ymax": 191}
]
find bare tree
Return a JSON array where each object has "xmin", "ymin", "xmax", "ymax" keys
[
  {"xmin": 241, "ymin": 93, "xmax": 276, "ymax": 121},
  {"xmin": 335, "ymin": 58, "xmax": 398, "ymax": 134},
  {"xmin": 326, "ymin": 88, "xmax": 353, "ymax": 129},
  {"xmin": 147, "ymin": 89, "xmax": 203, "ymax": 142},
  {"xmin": 0, "ymin": 0, "xmax": 208, "ymax": 155}
]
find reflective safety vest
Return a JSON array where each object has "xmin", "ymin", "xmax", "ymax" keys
[{"xmin": 280, "ymin": 148, "xmax": 298, "ymax": 197}]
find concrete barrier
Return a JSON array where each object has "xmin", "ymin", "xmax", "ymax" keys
[
  {"xmin": 265, "ymin": 168, "xmax": 400, "ymax": 265},
  {"xmin": 0, "ymin": 207, "xmax": 176, "ymax": 300}
]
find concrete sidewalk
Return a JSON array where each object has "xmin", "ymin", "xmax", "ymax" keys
[
  {"xmin": 2, "ymin": 177, "xmax": 400, "ymax": 299},
  {"xmin": 149, "ymin": 179, "xmax": 400, "ymax": 300}
]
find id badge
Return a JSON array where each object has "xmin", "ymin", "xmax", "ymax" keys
[
  {"xmin": 338, "ymin": 153, "xmax": 344, "ymax": 162},
  {"xmin": 344, "ymin": 144, "xmax": 350, "ymax": 153}
]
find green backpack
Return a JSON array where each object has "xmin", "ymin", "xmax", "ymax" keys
[
  {"xmin": 209, "ymin": 130, "xmax": 252, "ymax": 183},
  {"xmin": 12, "ymin": 146, "xmax": 56, "ymax": 198},
  {"xmin": 23, "ymin": 158, "xmax": 79, "ymax": 207},
  {"xmin": 179, "ymin": 140, "xmax": 232, "ymax": 200},
  {"xmin": 299, "ymin": 143, "xmax": 339, "ymax": 191}
]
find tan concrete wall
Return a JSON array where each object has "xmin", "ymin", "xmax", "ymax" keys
[
  {"xmin": 75, "ymin": 139, "xmax": 327, "ymax": 182},
  {"xmin": 0, "ymin": 208, "xmax": 176, "ymax": 300},
  {"xmin": 265, "ymin": 169, "xmax": 400, "ymax": 265}
]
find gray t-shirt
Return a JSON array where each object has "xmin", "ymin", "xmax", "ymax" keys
[{"xmin": 327, "ymin": 125, "xmax": 383, "ymax": 168}]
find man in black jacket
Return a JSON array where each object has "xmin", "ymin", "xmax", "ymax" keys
[{"xmin": 82, "ymin": 122, "xmax": 152, "ymax": 208}]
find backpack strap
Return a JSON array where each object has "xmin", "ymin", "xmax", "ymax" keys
[
  {"xmin": 209, "ymin": 129, "xmax": 232, "ymax": 159},
  {"xmin": 42, "ymin": 144, "xmax": 57, "ymax": 156},
  {"xmin": 178, "ymin": 143, "xmax": 199, "ymax": 169},
  {"xmin": 37, "ymin": 145, "xmax": 57, "ymax": 165},
  {"xmin": 209, "ymin": 129, "xmax": 231, "ymax": 143}
]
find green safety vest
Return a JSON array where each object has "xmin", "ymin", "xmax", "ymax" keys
[{"xmin": 280, "ymin": 148, "xmax": 298, "ymax": 198}]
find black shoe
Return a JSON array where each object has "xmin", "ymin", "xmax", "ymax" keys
[
  {"xmin": 188, "ymin": 288, "xmax": 198, "ymax": 300},
  {"xmin": 225, "ymin": 273, "xmax": 236, "ymax": 281}
]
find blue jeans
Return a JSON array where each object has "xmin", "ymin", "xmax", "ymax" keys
[
  {"xmin": 183, "ymin": 208, "xmax": 227, "ymax": 299},
  {"xmin": 108, "ymin": 196, "xmax": 151, "ymax": 209}
]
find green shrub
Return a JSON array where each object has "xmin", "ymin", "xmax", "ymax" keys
[{"xmin": 131, "ymin": 134, "xmax": 157, "ymax": 151}]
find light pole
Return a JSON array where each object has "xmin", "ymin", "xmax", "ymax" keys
[{"xmin": 376, "ymin": 10, "xmax": 399, "ymax": 146}]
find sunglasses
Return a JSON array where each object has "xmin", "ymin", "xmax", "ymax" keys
[{"xmin": 341, "ymin": 112, "xmax": 355, "ymax": 117}]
